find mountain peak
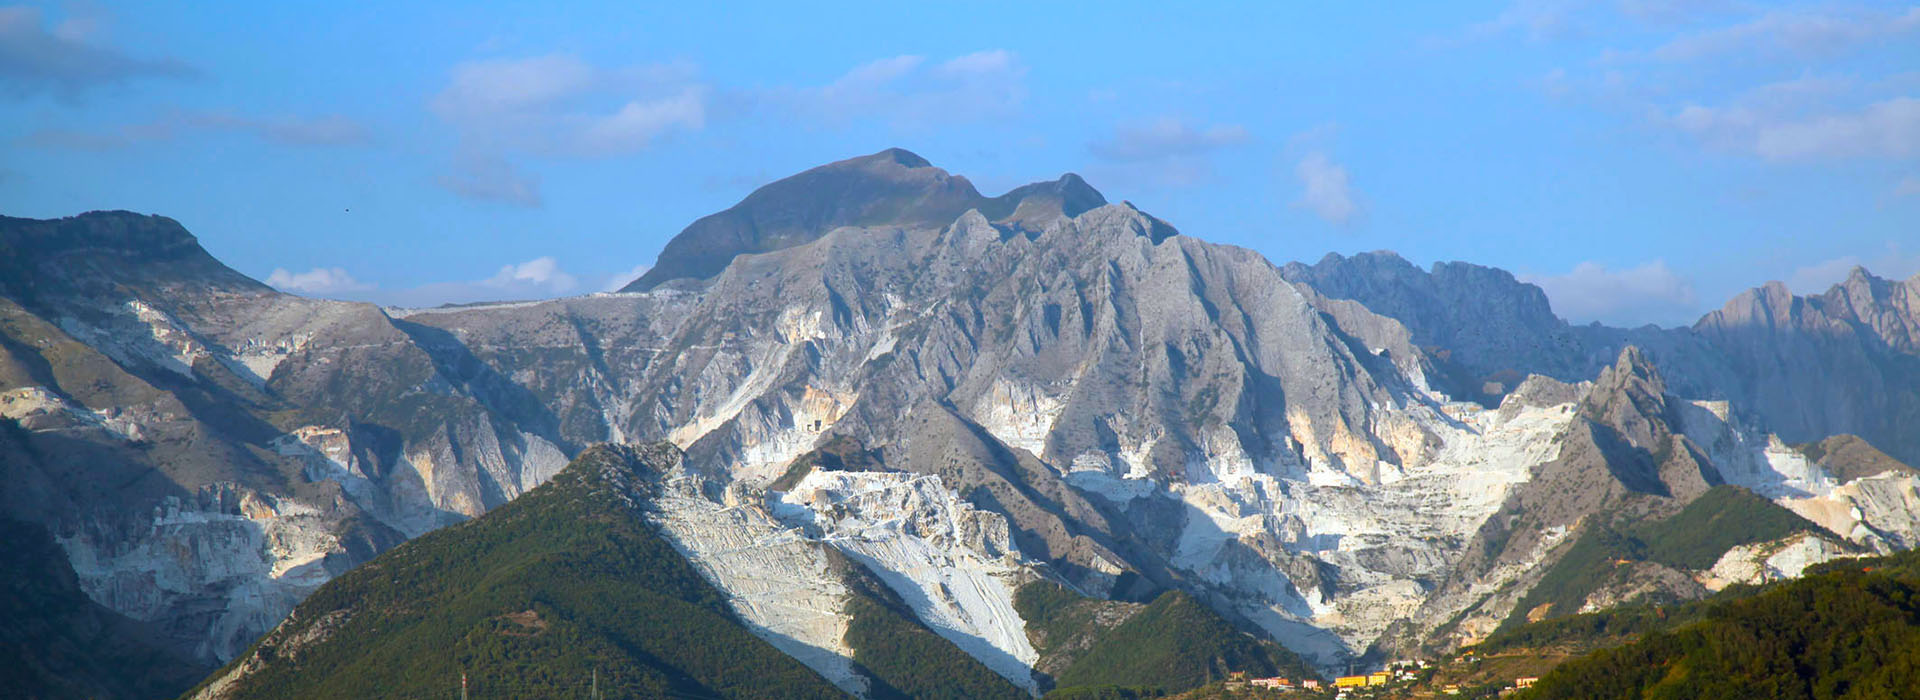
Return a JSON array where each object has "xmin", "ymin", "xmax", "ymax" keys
[
  {"xmin": 621, "ymin": 149, "xmax": 985, "ymax": 291},
  {"xmin": 619, "ymin": 151, "xmax": 1121, "ymax": 292},
  {"xmin": 1585, "ymin": 345, "xmax": 1669, "ymax": 420},
  {"xmin": 1608, "ymin": 345, "xmax": 1659, "ymax": 381},
  {"xmin": 981, "ymin": 172, "xmax": 1109, "ymax": 230},
  {"xmin": 2, "ymin": 210, "xmax": 197, "ymax": 256},
  {"xmin": 865, "ymin": 147, "xmax": 932, "ymax": 168}
]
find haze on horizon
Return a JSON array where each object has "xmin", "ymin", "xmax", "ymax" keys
[{"xmin": 2, "ymin": 1, "xmax": 1917, "ymax": 326}]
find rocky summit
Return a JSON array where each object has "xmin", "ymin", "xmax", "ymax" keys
[{"xmin": 5, "ymin": 150, "xmax": 1920, "ymax": 698}]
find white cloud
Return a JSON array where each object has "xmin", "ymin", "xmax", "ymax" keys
[
  {"xmin": 266, "ymin": 256, "xmax": 611, "ymax": 307},
  {"xmin": 1751, "ymin": 97, "xmax": 1920, "ymax": 160},
  {"xmin": 602, "ymin": 263, "xmax": 651, "ymax": 292},
  {"xmin": 429, "ymin": 54, "xmax": 704, "ymax": 204},
  {"xmin": 431, "ymin": 54, "xmax": 598, "ymax": 119},
  {"xmin": 783, "ymin": 50, "xmax": 1027, "ymax": 128},
  {"xmin": 1522, "ymin": 260, "xmax": 1700, "ymax": 326},
  {"xmin": 578, "ymin": 88, "xmax": 706, "ymax": 152},
  {"xmin": 358, "ymin": 256, "xmax": 586, "ymax": 307},
  {"xmin": 266, "ymin": 267, "xmax": 373, "ymax": 295},
  {"xmin": 430, "ymin": 54, "xmax": 704, "ymax": 157},
  {"xmin": 1477, "ymin": 2, "xmax": 1919, "ymax": 172},
  {"xmin": 936, "ymin": 49, "xmax": 1017, "ymax": 78},
  {"xmin": 485, "ymin": 256, "xmax": 577, "ymax": 291},
  {"xmin": 1788, "ymin": 245, "xmax": 1920, "ymax": 293},
  {"xmin": 1293, "ymin": 152, "xmax": 1360, "ymax": 226}
]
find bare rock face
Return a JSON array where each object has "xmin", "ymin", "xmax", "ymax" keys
[
  {"xmin": 8, "ymin": 153, "xmax": 1920, "ymax": 685},
  {"xmin": 406, "ymin": 195, "xmax": 1587, "ymax": 668},
  {"xmin": 0, "ymin": 212, "xmax": 570, "ymax": 667},
  {"xmin": 1690, "ymin": 271, "xmax": 1920, "ymax": 467},
  {"xmin": 1279, "ymin": 251, "xmax": 1604, "ymax": 398}
]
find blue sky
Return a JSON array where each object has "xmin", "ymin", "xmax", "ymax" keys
[{"xmin": 2, "ymin": 1, "xmax": 1916, "ymax": 325}]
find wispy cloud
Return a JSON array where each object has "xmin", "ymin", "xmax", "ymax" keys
[
  {"xmin": 25, "ymin": 111, "xmax": 370, "ymax": 149},
  {"xmin": 1088, "ymin": 117, "xmax": 1249, "ymax": 162},
  {"xmin": 1460, "ymin": 0, "xmax": 1593, "ymax": 43},
  {"xmin": 1470, "ymin": 1, "xmax": 1920, "ymax": 185},
  {"xmin": 1293, "ymin": 152, "xmax": 1360, "ymax": 226},
  {"xmin": 0, "ymin": 5, "xmax": 192, "ymax": 100},
  {"xmin": 1647, "ymin": 6, "xmax": 1920, "ymax": 62},
  {"xmin": 1283, "ymin": 124, "xmax": 1362, "ymax": 226},
  {"xmin": 1522, "ymin": 259, "xmax": 1700, "ymax": 326},
  {"xmin": 436, "ymin": 154, "xmax": 541, "ymax": 207},
  {"xmin": 1896, "ymin": 175, "xmax": 1920, "ymax": 198},
  {"xmin": 431, "ymin": 54, "xmax": 706, "ymax": 156},
  {"xmin": 270, "ymin": 256, "xmax": 601, "ymax": 307},
  {"xmin": 1615, "ymin": 0, "xmax": 1737, "ymax": 25},
  {"xmin": 1666, "ymin": 95, "xmax": 1920, "ymax": 160},
  {"xmin": 428, "ymin": 53, "xmax": 705, "ymax": 205},
  {"xmin": 1085, "ymin": 117, "xmax": 1249, "ymax": 187},
  {"xmin": 777, "ymin": 50, "xmax": 1027, "ymax": 128},
  {"xmin": 374, "ymin": 256, "xmax": 585, "ymax": 307},
  {"xmin": 1787, "ymin": 244, "xmax": 1920, "ymax": 292}
]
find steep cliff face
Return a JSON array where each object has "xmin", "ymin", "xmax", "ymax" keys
[
  {"xmin": 0, "ymin": 212, "xmax": 569, "ymax": 666},
  {"xmin": 1691, "ymin": 270, "xmax": 1920, "ymax": 467},
  {"xmin": 1279, "ymin": 251, "xmax": 1604, "ymax": 397},
  {"xmin": 0, "ymin": 517, "xmax": 210, "ymax": 700}
]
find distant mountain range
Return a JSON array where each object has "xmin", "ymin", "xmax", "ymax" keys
[{"xmin": 3, "ymin": 149, "xmax": 1918, "ymax": 698}]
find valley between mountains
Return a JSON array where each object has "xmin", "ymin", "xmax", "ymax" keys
[{"xmin": 4, "ymin": 148, "xmax": 1919, "ymax": 698}]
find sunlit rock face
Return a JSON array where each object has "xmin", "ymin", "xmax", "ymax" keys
[
  {"xmin": 0, "ymin": 212, "xmax": 571, "ymax": 664},
  {"xmin": 6, "ymin": 154, "xmax": 1919, "ymax": 679}
]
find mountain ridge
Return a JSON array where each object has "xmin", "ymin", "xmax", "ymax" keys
[
  {"xmin": 622, "ymin": 147, "xmax": 1112, "ymax": 292},
  {"xmin": 4, "ymin": 150, "xmax": 1919, "ymax": 695}
]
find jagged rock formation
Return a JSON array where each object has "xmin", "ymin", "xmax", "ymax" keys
[
  {"xmin": 5, "ymin": 150, "xmax": 1919, "ymax": 690},
  {"xmin": 1404, "ymin": 347, "xmax": 1915, "ymax": 655},
  {"xmin": 1279, "ymin": 251, "xmax": 1605, "ymax": 398},
  {"xmin": 1690, "ymin": 270, "xmax": 1920, "ymax": 467}
]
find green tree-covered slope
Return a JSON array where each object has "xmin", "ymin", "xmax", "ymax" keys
[
  {"xmin": 1015, "ymin": 581, "xmax": 1318, "ymax": 696},
  {"xmin": 186, "ymin": 444, "xmax": 847, "ymax": 700},
  {"xmin": 1520, "ymin": 548, "xmax": 1920, "ymax": 699},
  {"xmin": 1505, "ymin": 485, "xmax": 1831, "ymax": 629}
]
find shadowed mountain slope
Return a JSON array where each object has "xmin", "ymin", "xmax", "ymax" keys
[{"xmin": 622, "ymin": 148, "xmax": 1109, "ymax": 291}]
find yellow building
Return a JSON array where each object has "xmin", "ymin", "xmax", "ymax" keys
[
  {"xmin": 1335, "ymin": 675, "xmax": 1369, "ymax": 688},
  {"xmin": 1368, "ymin": 671, "xmax": 1390, "ymax": 686}
]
